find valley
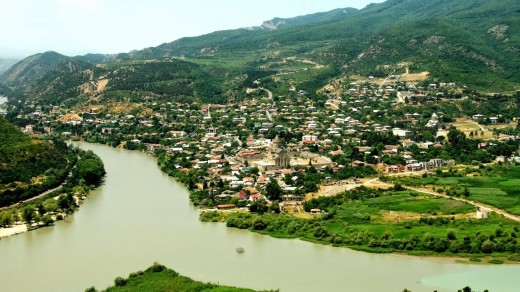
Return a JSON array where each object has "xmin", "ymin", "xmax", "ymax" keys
[{"xmin": 1, "ymin": 0, "xmax": 520, "ymax": 291}]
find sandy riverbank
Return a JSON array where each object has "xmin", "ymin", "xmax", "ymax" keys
[{"xmin": 0, "ymin": 224, "xmax": 28, "ymax": 238}]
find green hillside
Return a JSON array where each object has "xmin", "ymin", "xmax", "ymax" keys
[
  {"xmin": 0, "ymin": 51, "xmax": 101, "ymax": 105},
  {"xmin": 1, "ymin": 0, "xmax": 519, "ymax": 106},
  {"xmin": 0, "ymin": 116, "xmax": 73, "ymax": 207},
  {"xmin": 0, "ymin": 58, "xmax": 19, "ymax": 74}
]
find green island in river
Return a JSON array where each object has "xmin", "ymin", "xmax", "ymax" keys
[{"xmin": 86, "ymin": 263, "xmax": 276, "ymax": 292}]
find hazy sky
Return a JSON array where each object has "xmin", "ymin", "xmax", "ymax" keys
[{"xmin": 0, "ymin": 0, "xmax": 384, "ymax": 58}]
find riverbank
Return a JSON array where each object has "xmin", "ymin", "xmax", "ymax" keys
[
  {"xmin": 0, "ymin": 224, "xmax": 27, "ymax": 238},
  {"xmin": 199, "ymin": 184, "xmax": 520, "ymax": 263},
  {"xmin": 0, "ymin": 149, "xmax": 105, "ymax": 239}
]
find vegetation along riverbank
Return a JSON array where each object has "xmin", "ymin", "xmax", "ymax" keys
[
  {"xmin": 85, "ymin": 262, "xmax": 277, "ymax": 292},
  {"xmin": 0, "ymin": 117, "xmax": 105, "ymax": 238}
]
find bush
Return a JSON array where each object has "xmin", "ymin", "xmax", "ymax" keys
[
  {"xmin": 488, "ymin": 259, "xmax": 504, "ymax": 264},
  {"xmin": 114, "ymin": 277, "xmax": 126, "ymax": 287},
  {"xmin": 84, "ymin": 286, "xmax": 97, "ymax": 292},
  {"xmin": 447, "ymin": 229, "xmax": 456, "ymax": 240},
  {"xmin": 252, "ymin": 217, "xmax": 268, "ymax": 230},
  {"xmin": 333, "ymin": 236, "xmax": 343, "ymax": 244},
  {"xmin": 507, "ymin": 255, "xmax": 520, "ymax": 262},
  {"xmin": 41, "ymin": 214, "xmax": 54, "ymax": 226},
  {"xmin": 313, "ymin": 226, "xmax": 329, "ymax": 238},
  {"xmin": 481, "ymin": 240, "xmax": 494, "ymax": 253},
  {"xmin": 147, "ymin": 262, "xmax": 166, "ymax": 273},
  {"xmin": 469, "ymin": 257, "xmax": 482, "ymax": 262}
]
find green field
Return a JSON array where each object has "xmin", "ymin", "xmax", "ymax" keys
[
  {"xmin": 202, "ymin": 188, "xmax": 520, "ymax": 256},
  {"xmin": 394, "ymin": 166, "xmax": 520, "ymax": 215}
]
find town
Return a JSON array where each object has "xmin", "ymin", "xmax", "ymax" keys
[{"xmin": 6, "ymin": 76, "xmax": 520, "ymax": 216}]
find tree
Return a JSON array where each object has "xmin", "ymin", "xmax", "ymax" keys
[
  {"xmin": 252, "ymin": 216, "xmax": 268, "ymax": 230},
  {"xmin": 41, "ymin": 214, "xmax": 54, "ymax": 226},
  {"xmin": 265, "ymin": 178, "xmax": 283, "ymax": 201},
  {"xmin": 75, "ymin": 154, "xmax": 106, "ymax": 186},
  {"xmin": 447, "ymin": 229, "xmax": 456, "ymax": 240},
  {"xmin": 114, "ymin": 277, "xmax": 127, "ymax": 287},
  {"xmin": 0, "ymin": 212, "xmax": 13, "ymax": 226},
  {"xmin": 448, "ymin": 128, "xmax": 467, "ymax": 147},
  {"xmin": 22, "ymin": 207, "xmax": 34, "ymax": 224},
  {"xmin": 481, "ymin": 240, "xmax": 494, "ymax": 253},
  {"xmin": 37, "ymin": 203, "xmax": 45, "ymax": 216},
  {"xmin": 249, "ymin": 199, "xmax": 268, "ymax": 215},
  {"xmin": 269, "ymin": 200, "xmax": 281, "ymax": 214}
]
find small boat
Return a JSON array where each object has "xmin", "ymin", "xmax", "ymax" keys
[{"xmin": 236, "ymin": 247, "xmax": 245, "ymax": 254}]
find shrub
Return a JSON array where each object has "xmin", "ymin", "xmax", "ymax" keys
[
  {"xmin": 147, "ymin": 262, "xmax": 166, "ymax": 273},
  {"xmin": 252, "ymin": 217, "xmax": 268, "ymax": 230},
  {"xmin": 488, "ymin": 259, "xmax": 504, "ymax": 264},
  {"xmin": 333, "ymin": 236, "xmax": 343, "ymax": 244},
  {"xmin": 469, "ymin": 257, "xmax": 482, "ymax": 262},
  {"xmin": 41, "ymin": 214, "xmax": 54, "ymax": 226},
  {"xmin": 313, "ymin": 226, "xmax": 329, "ymax": 238},
  {"xmin": 481, "ymin": 240, "xmax": 494, "ymax": 253},
  {"xmin": 114, "ymin": 277, "xmax": 126, "ymax": 287},
  {"xmin": 447, "ymin": 229, "xmax": 456, "ymax": 240},
  {"xmin": 507, "ymin": 255, "xmax": 520, "ymax": 262},
  {"xmin": 84, "ymin": 286, "xmax": 97, "ymax": 292}
]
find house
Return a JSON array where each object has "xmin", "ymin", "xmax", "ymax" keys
[
  {"xmin": 249, "ymin": 193, "xmax": 262, "ymax": 201},
  {"xmin": 302, "ymin": 135, "xmax": 319, "ymax": 142},
  {"xmin": 282, "ymin": 195, "xmax": 304, "ymax": 202},
  {"xmin": 310, "ymin": 209, "xmax": 322, "ymax": 214},
  {"xmin": 476, "ymin": 207, "xmax": 491, "ymax": 219},
  {"xmin": 392, "ymin": 128, "xmax": 413, "ymax": 138},
  {"xmin": 401, "ymin": 139, "xmax": 416, "ymax": 148},
  {"xmin": 216, "ymin": 204, "xmax": 236, "ymax": 210},
  {"xmin": 387, "ymin": 164, "xmax": 405, "ymax": 173}
]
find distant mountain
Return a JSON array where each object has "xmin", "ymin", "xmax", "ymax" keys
[
  {"xmin": 0, "ymin": 58, "xmax": 19, "ymax": 75},
  {"xmin": 115, "ymin": 0, "xmax": 520, "ymax": 91},
  {"xmin": 248, "ymin": 8, "xmax": 359, "ymax": 31},
  {"xmin": 0, "ymin": 51, "xmax": 101, "ymax": 104},
  {"xmin": 2, "ymin": 0, "xmax": 520, "ymax": 106},
  {"xmin": 0, "ymin": 51, "xmax": 71, "ymax": 85}
]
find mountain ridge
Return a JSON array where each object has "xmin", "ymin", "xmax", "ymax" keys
[
  {"xmin": 0, "ymin": 58, "xmax": 19, "ymax": 75},
  {"xmin": 1, "ymin": 0, "xmax": 519, "ymax": 106}
]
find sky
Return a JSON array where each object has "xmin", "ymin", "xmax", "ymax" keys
[{"xmin": 0, "ymin": 0, "xmax": 384, "ymax": 58}]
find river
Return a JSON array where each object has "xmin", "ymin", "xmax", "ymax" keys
[{"xmin": 0, "ymin": 143, "xmax": 518, "ymax": 292}]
